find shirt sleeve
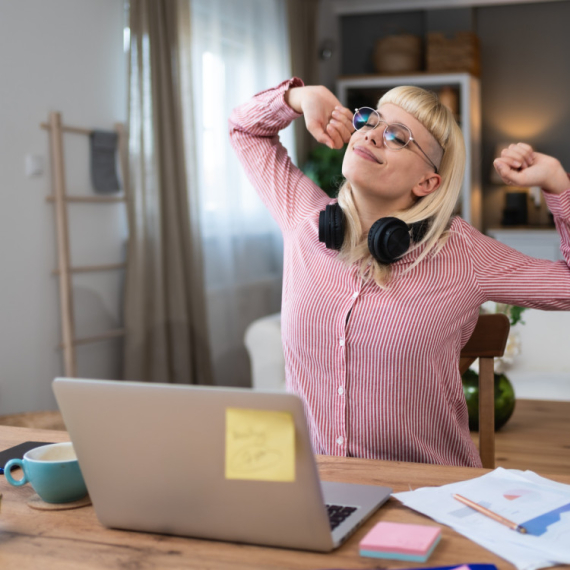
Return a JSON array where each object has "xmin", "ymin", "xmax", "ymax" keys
[
  {"xmin": 463, "ymin": 187, "xmax": 570, "ymax": 310},
  {"xmin": 543, "ymin": 185, "xmax": 570, "ymax": 263},
  {"xmin": 229, "ymin": 77, "xmax": 330, "ymax": 232}
]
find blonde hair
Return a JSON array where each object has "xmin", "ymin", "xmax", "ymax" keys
[{"xmin": 337, "ymin": 85, "xmax": 466, "ymax": 287}]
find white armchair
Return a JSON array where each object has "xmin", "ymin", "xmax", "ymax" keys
[{"xmin": 244, "ymin": 312, "xmax": 286, "ymax": 391}]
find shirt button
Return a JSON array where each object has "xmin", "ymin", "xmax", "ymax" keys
[
  {"xmin": 338, "ymin": 386, "xmax": 344, "ymax": 395},
  {"xmin": 339, "ymin": 339, "xmax": 345, "ymax": 346},
  {"xmin": 336, "ymin": 436, "xmax": 344, "ymax": 445},
  {"xmin": 352, "ymin": 291, "xmax": 358, "ymax": 299}
]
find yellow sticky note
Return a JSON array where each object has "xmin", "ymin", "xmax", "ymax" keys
[{"xmin": 225, "ymin": 408, "xmax": 295, "ymax": 482}]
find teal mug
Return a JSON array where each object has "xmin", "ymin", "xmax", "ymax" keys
[{"xmin": 4, "ymin": 442, "xmax": 87, "ymax": 504}]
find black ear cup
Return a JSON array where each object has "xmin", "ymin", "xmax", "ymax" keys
[
  {"xmin": 319, "ymin": 203, "xmax": 429, "ymax": 264},
  {"xmin": 368, "ymin": 217, "xmax": 410, "ymax": 264},
  {"xmin": 318, "ymin": 203, "xmax": 345, "ymax": 250}
]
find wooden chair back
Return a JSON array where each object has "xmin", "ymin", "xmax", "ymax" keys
[{"xmin": 459, "ymin": 313, "xmax": 511, "ymax": 469}]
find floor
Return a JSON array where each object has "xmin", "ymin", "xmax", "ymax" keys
[
  {"xmin": 473, "ymin": 398, "xmax": 570, "ymax": 477},
  {"xmin": 0, "ymin": 411, "xmax": 66, "ymax": 431}
]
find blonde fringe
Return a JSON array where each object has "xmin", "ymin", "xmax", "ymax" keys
[{"xmin": 337, "ymin": 86, "xmax": 466, "ymax": 288}]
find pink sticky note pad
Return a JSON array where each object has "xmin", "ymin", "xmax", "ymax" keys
[{"xmin": 359, "ymin": 521, "xmax": 441, "ymax": 557}]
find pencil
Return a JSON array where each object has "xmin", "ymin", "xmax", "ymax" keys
[{"xmin": 453, "ymin": 493, "xmax": 528, "ymax": 534}]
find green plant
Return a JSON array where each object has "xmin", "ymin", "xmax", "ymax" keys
[
  {"xmin": 481, "ymin": 302, "xmax": 527, "ymax": 326},
  {"xmin": 302, "ymin": 144, "xmax": 347, "ymax": 198},
  {"xmin": 508, "ymin": 305, "xmax": 527, "ymax": 326}
]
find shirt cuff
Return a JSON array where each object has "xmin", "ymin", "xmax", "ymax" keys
[
  {"xmin": 269, "ymin": 77, "xmax": 304, "ymax": 124},
  {"xmin": 543, "ymin": 184, "xmax": 570, "ymax": 219}
]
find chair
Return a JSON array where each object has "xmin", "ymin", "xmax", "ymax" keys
[
  {"xmin": 459, "ymin": 313, "xmax": 510, "ymax": 469},
  {"xmin": 245, "ymin": 312, "xmax": 510, "ymax": 469},
  {"xmin": 244, "ymin": 313, "xmax": 285, "ymax": 391}
]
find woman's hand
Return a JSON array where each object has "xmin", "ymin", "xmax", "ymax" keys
[
  {"xmin": 285, "ymin": 86, "xmax": 354, "ymax": 149},
  {"xmin": 494, "ymin": 143, "xmax": 569, "ymax": 194}
]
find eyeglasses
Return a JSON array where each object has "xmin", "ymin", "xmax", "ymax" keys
[{"xmin": 353, "ymin": 107, "xmax": 439, "ymax": 174}]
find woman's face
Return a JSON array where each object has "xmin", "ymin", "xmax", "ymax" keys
[{"xmin": 342, "ymin": 103, "xmax": 442, "ymax": 212}]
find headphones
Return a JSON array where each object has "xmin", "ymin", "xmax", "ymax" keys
[{"xmin": 318, "ymin": 203, "xmax": 429, "ymax": 265}]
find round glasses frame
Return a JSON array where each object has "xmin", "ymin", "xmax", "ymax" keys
[{"xmin": 353, "ymin": 107, "xmax": 439, "ymax": 174}]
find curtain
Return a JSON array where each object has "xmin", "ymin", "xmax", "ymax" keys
[
  {"xmin": 287, "ymin": 0, "xmax": 320, "ymax": 168},
  {"xmin": 124, "ymin": 0, "xmax": 213, "ymax": 384},
  {"xmin": 178, "ymin": 0, "xmax": 293, "ymax": 387}
]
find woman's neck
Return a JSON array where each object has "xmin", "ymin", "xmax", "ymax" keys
[{"xmin": 351, "ymin": 189, "xmax": 414, "ymax": 234}]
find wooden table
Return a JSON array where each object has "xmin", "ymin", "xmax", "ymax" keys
[{"xmin": 1, "ymin": 425, "xmax": 569, "ymax": 569}]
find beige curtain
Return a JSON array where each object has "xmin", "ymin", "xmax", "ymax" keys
[
  {"xmin": 124, "ymin": 0, "xmax": 213, "ymax": 384},
  {"xmin": 287, "ymin": 0, "xmax": 320, "ymax": 168}
]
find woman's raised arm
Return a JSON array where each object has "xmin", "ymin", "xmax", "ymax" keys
[
  {"xmin": 229, "ymin": 78, "xmax": 351, "ymax": 231},
  {"xmin": 494, "ymin": 143, "xmax": 570, "ymax": 195}
]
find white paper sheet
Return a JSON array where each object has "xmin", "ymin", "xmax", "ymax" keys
[{"xmin": 394, "ymin": 467, "xmax": 570, "ymax": 570}]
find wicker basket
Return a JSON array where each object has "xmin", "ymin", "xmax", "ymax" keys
[
  {"xmin": 426, "ymin": 31, "xmax": 480, "ymax": 76},
  {"xmin": 373, "ymin": 34, "xmax": 423, "ymax": 74}
]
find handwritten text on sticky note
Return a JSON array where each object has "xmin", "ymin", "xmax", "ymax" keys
[{"xmin": 225, "ymin": 408, "xmax": 295, "ymax": 482}]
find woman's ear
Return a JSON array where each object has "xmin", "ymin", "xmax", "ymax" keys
[{"xmin": 412, "ymin": 173, "xmax": 442, "ymax": 198}]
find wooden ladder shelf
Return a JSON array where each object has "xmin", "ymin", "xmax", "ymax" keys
[{"xmin": 42, "ymin": 111, "xmax": 129, "ymax": 377}]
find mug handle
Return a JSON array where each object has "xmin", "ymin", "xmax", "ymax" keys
[{"xmin": 4, "ymin": 459, "xmax": 28, "ymax": 486}]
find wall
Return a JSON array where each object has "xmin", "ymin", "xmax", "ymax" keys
[
  {"xmin": 476, "ymin": 2, "xmax": 570, "ymax": 381},
  {"xmin": 327, "ymin": 0, "xmax": 570, "ymax": 228},
  {"xmin": 477, "ymin": 1, "xmax": 570, "ymax": 228},
  {"xmin": 0, "ymin": 0, "xmax": 127, "ymax": 415}
]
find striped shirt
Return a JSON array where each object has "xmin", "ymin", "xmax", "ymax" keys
[{"xmin": 229, "ymin": 78, "xmax": 570, "ymax": 467}]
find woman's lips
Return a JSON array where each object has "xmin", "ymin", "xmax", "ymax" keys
[{"xmin": 353, "ymin": 146, "xmax": 381, "ymax": 164}]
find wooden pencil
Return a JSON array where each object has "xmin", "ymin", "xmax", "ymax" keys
[{"xmin": 453, "ymin": 493, "xmax": 528, "ymax": 534}]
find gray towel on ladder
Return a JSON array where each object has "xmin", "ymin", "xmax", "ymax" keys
[{"xmin": 90, "ymin": 130, "xmax": 121, "ymax": 193}]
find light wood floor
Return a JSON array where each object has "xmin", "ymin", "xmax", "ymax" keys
[
  {"xmin": 472, "ymin": 398, "xmax": 570, "ymax": 476},
  {"xmin": 0, "ymin": 410, "xmax": 66, "ymax": 431},
  {"xmin": 1, "ymin": 399, "xmax": 568, "ymax": 475}
]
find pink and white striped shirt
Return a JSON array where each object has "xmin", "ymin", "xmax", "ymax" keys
[{"xmin": 229, "ymin": 78, "xmax": 570, "ymax": 467}]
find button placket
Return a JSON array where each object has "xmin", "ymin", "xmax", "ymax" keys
[
  {"xmin": 335, "ymin": 279, "xmax": 361, "ymax": 457},
  {"xmin": 335, "ymin": 319, "xmax": 348, "ymax": 455}
]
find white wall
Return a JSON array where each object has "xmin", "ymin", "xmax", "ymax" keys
[
  {"xmin": 0, "ymin": 0, "xmax": 127, "ymax": 415},
  {"xmin": 507, "ymin": 310, "xmax": 570, "ymax": 401},
  {"xmin": 512, "ymin": 311, "xmax": 570, "ymax": 374}
]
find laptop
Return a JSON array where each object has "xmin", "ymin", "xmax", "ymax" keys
[{"xmin": 53, "ymin": 378, "xmax": 391, "ymax": 552}]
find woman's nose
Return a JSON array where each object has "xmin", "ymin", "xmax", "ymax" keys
[{"xmin": 365, "ymin": 133, "xmax": 378, "ymax": 146}]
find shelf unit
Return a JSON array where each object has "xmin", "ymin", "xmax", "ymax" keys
[
  {"xmin": 337, "ymin": 72, "xmax": 482, "ymax": 229},
  {"xmin": 487, "ymin": 228, "xmax": 562, "ymax": 261}
]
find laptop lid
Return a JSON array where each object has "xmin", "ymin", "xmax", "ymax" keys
[{"xmin": 53, "ymin": 378, "xmax": 390, "ymax": 551}]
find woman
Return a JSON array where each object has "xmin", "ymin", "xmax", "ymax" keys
[{"xmin": 229, "ymin": 77, "xmax": 570, "ymax": 467}]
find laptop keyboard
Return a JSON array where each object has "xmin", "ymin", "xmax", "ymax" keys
[{"xmin": 326, "ymin": 504, "xmax": 358, "ymax": 530}]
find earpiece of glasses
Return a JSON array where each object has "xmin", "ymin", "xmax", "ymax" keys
[{"xmin": 353, "ymin": 107, "xmax": 439, "ymax": 174}]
